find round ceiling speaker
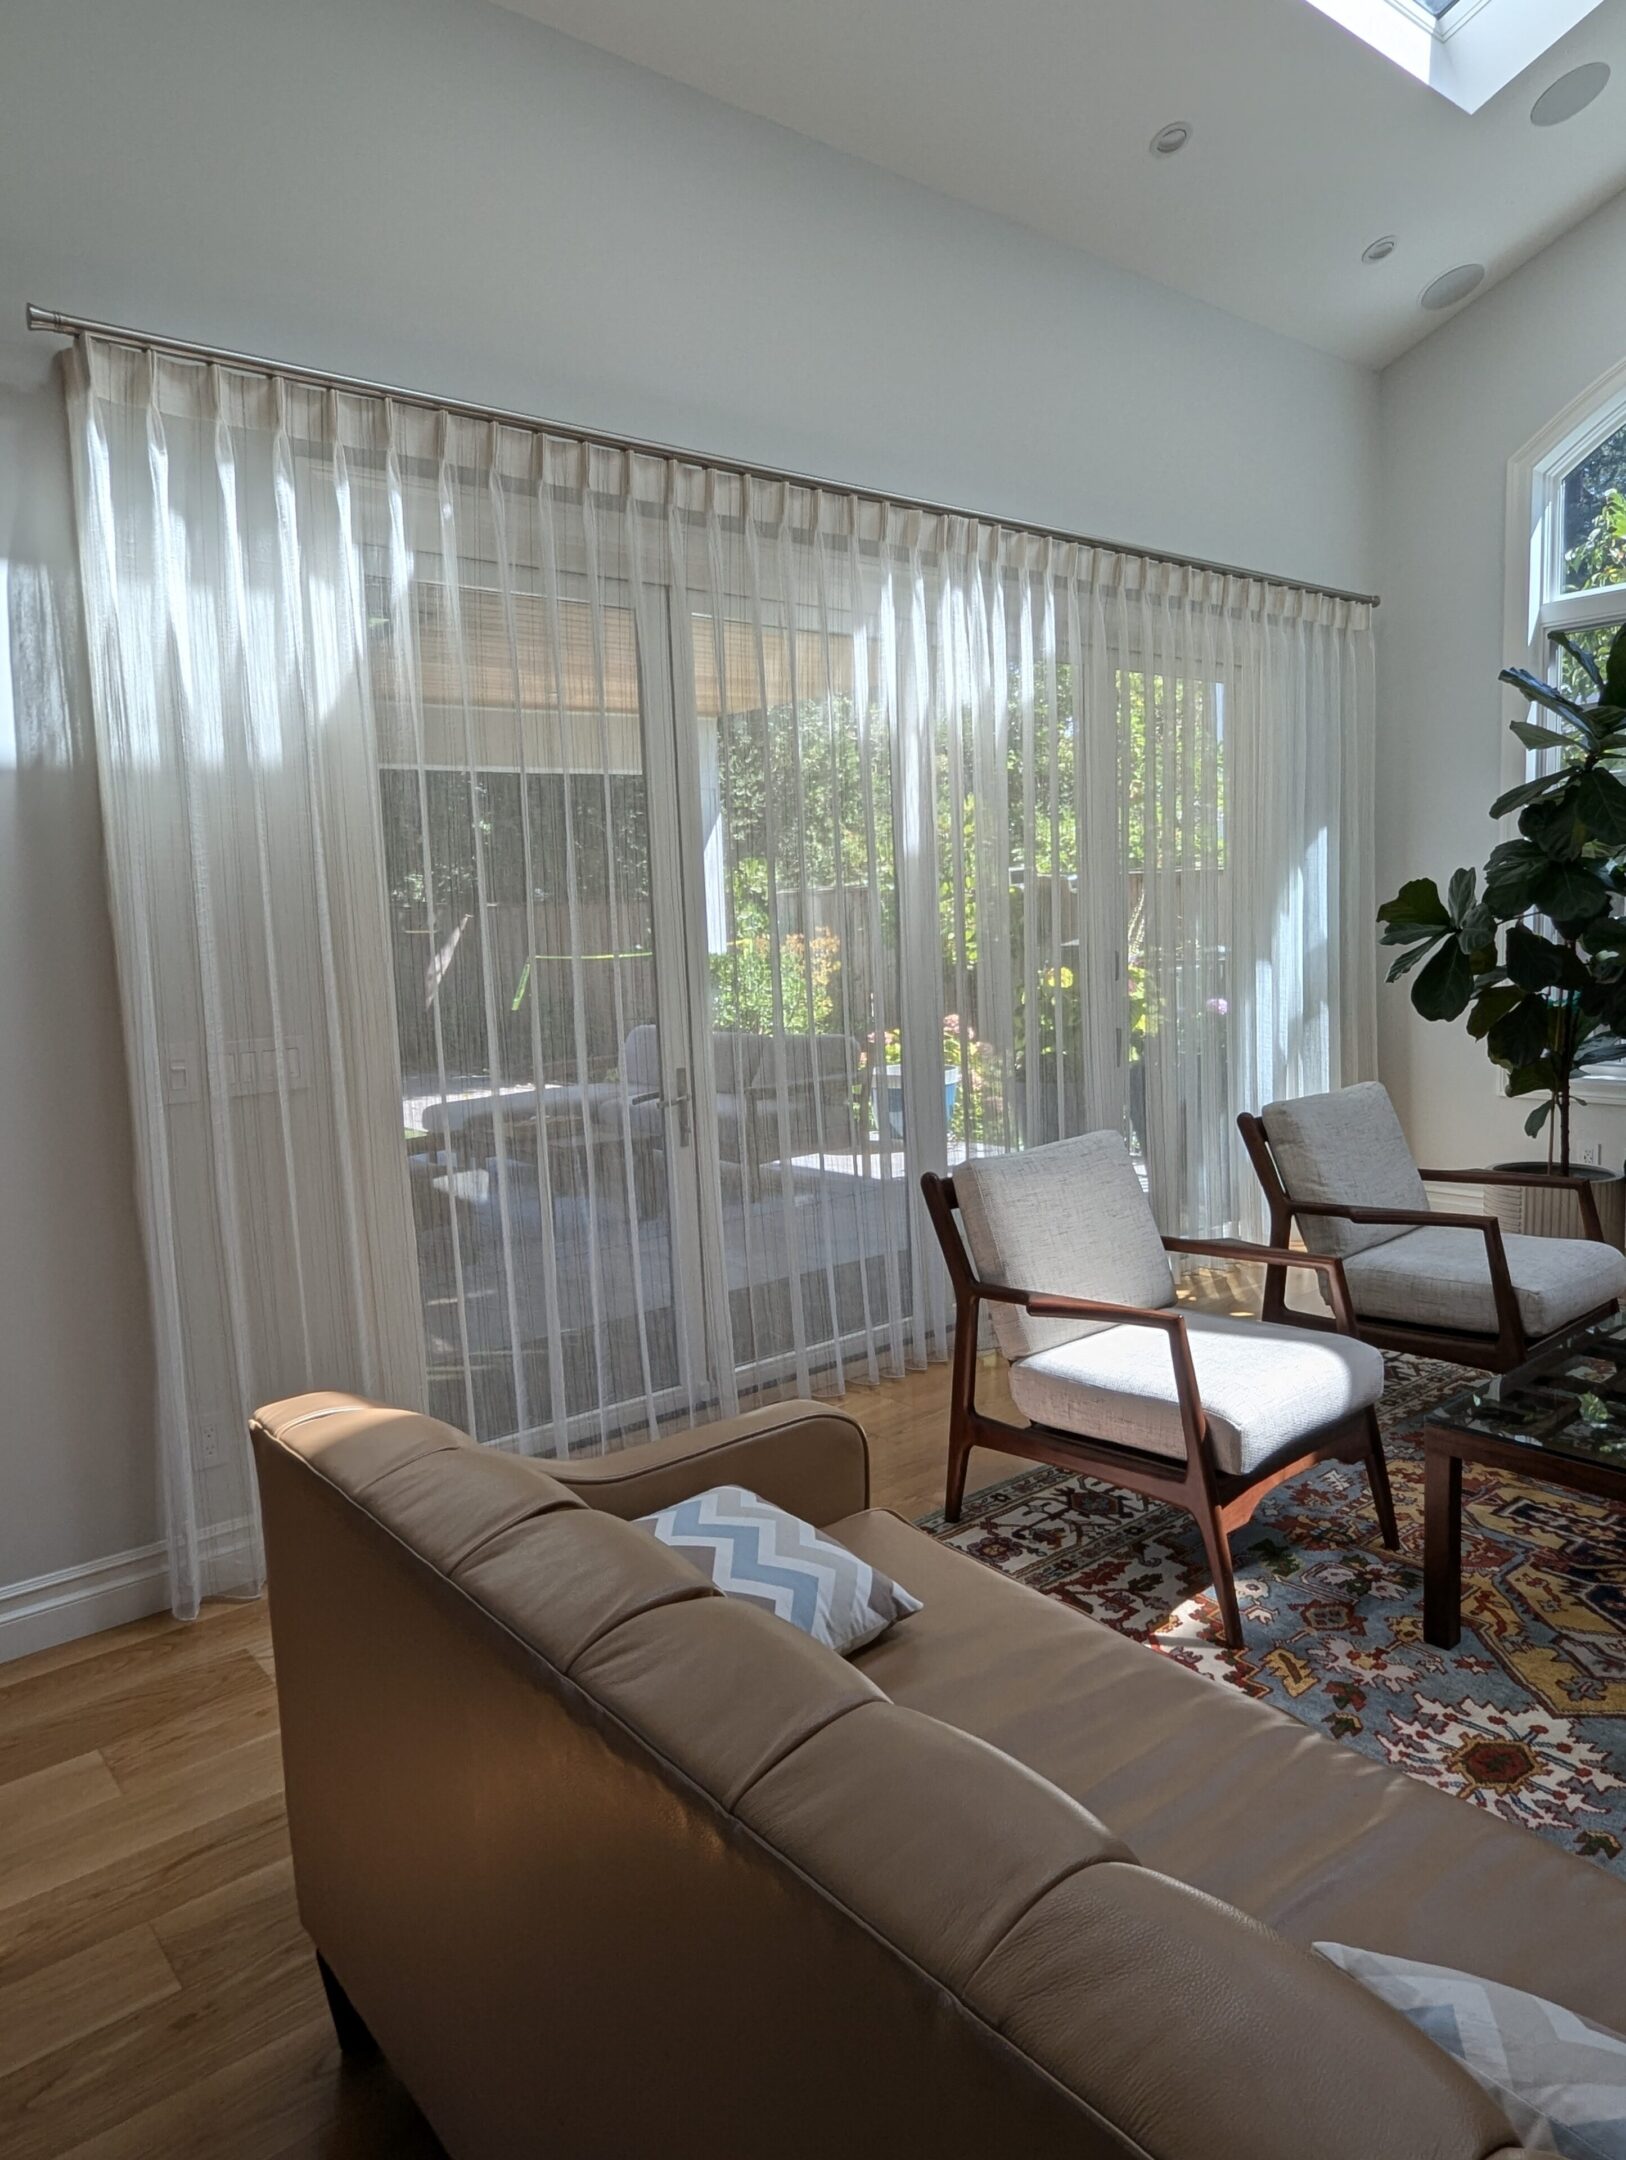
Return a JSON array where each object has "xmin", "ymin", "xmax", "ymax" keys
[
  {"xmin": 1361, "ymin": 236, "xmax": 1397, "ymax": 264},
  {"xmin": 1420, "ymin": 262, "xmax": 1486, "ymax": 312},
  {"xmin": 1149, "ymin": 121, "xmax": 1192, "ymax": 156},
  {"xmin": 1531, "ymin": 62, "xmax": 1610, "ymax": 128}
]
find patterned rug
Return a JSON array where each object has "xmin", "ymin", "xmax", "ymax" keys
[{"xmin": 919, "ymin": 1354, "xmax": 1626, "ymax": 1873}]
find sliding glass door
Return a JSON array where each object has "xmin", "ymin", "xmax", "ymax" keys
[
  {"xmin": 672, "ymin": 595, "xmax": 914, "ymax": 1406},
  {"xmin": 370, "ymin": 531, "xmax": 712, "ymax": 1455}
]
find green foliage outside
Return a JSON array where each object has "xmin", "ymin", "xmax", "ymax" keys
[{"xmin": 705, "ymin": 658, "xmax": 1221, "ymax": 1143}]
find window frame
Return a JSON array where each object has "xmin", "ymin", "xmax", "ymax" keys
[{"xmin": 1503, "ymin": 353, "xmax": 1626, "ymax": 1103}]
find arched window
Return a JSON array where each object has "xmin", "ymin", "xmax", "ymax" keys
[{"xmin": 1506, "ymin": 360, "xmax": 1626, "ymax": 1100}]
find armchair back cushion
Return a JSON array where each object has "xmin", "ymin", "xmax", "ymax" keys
[
  {"xmin": 1261, "ymin": 1082, "xmax": 1429, "ymax": 1259},
  {"xmin": 953, "ymin": 1132, "xmax": 1175, "ymax": 1360}
]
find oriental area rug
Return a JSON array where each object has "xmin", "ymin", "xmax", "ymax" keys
[{"xmin": 920, "ymin": 1354, "xmax": 1626, "ymax": 1873}]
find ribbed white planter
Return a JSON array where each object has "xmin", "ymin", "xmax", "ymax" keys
[{"xmin": 1484, "ymin": 1162, "xmax": 1626, "ymax": 1252}]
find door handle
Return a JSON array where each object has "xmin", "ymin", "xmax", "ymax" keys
[{"xmin": 664, "ymin": 1066, "xmax": 692, "ymax": 1148}]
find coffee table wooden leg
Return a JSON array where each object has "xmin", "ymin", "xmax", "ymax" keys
[{"xmin": 1423, "ymin": 1445, "xmax": 1462, "ymax": 1649}]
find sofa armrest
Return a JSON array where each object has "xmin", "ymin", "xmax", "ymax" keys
[{"xmin": 544, "ymin": 1401, "xmax": 870, "ymax": 1525}]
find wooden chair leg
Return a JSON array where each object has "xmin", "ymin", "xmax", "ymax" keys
[
  {"xmin": 944, "ymin": 1428, "xmax": 972, "ymax": 1524},
  {"xmin": 1363, "ymin": 1409, "xmax": 1400, "ymax": 1550},
  {"xmin": 1194, "ymin": 1503, "xmax": 1244, "ymax": 1650}
]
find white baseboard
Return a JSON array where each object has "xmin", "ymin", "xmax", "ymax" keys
[{"xmin": 0, "ymin": 1543, "xmax": 170, "ymax": 1666}]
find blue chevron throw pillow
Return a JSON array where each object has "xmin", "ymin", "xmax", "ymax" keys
[
  {"xmin": 637, "ymin": 1486, "xmax": 921, "ymax": 1656},
  {"xmin": 1316, "ymin": 1944, "xmax": 1626, "ymax": 2158}
]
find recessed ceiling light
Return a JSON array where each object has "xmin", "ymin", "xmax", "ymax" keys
[
  {"xmin": 1531, "ymin": 62, "xmax": 1610, "ymax": 127},
  {"xmin": 1149, "ymin": 122, "xmax": 1192, "ymax": 157},
  {"xmin": 1420, "ymin": 262, "xmax": 1486, "ymax": 312},
  {"xmin": 1361, "ymin": 236, "xmax": 1397, "ymax": 264}
]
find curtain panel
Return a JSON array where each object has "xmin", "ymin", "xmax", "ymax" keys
[{"xmin": 67, "ymin": 335, "xmax": 1375, "ymax": 1616}]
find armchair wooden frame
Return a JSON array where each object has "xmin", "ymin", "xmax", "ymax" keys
[
  {"xmin": 1237, "ymin": 1113, "xmax": 1616, "ymax": 1373},
  {"xmin": 920, "ymin": 1172, "xmax": 1397, "ymax": 1650}
]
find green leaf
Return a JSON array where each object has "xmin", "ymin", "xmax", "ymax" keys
[
  {"xmin": 1380, "ymin": 921, "xmax": 1447, "ymax": 949},
  {"xmin": 1504, "ymin": 923, "xmax": 1569, "ymax": 990},
  {"xmin": 1377, "ymin": 876, "xmax": 1450, "ymax": 933},
  {"xmin": 1505, "ymin": 1059, "xmax": 1559, "ymax": 1098},
  {"xmin": 1576, "ymin": 1034, "xmax": 1626, "ymax": 1066},
  {"xmin": 1446, "ymin": 867, "xmax": 1476, "ymax": 921},
  {"xmin": 1499, "ymin": 667, "xmax": 1592, "ymax": 726},
  {"xmin": 1386, "ymin": 939, "xmax": 1442, "ymax": 983},
  {"xmin": 1486, "ymin": 995, "xmax": 1556, "ymax": 1069},
  {"xmin": 1412, "ymin": 937, "xmax": 1475, "ymax": 1022},
  {"xmin": 1458, "ymin": 907, "xmax": 1496, "ymax": 956},
  {"xmin": 1577, "ymin": 765, "xmax": 1626, "ymax": 847},
  {"xmin": 1553, "ymin": 632, "xmax": 1604, "ymax": 693},
  {"xmin": 1491, "ymin": 769, "xmax": 1569, "ymax": 820},
  {"xmin": 1524, "ymin": 1098, "xmax": 1554, "ymax": 1138},
  {"xmin": 1511, "ymin": 718, "xmax": 1575, "ymax": 755},
  {"xmin": 1483, "ymin": 838, "xmax": 1550, "ymax": 915},
  {"xmin": 1466, "ymin": 983, "xmax": 1525, "ymax": 1040},
  {"xmin": 1530, "ymin": 861, "xmax": 1614, "ymax": 927},
  {"xmin": 1607, "ymin": 625, "xmax": 1626, "ymax": 712},
  {"xmin": 1581, "ymin": 916, "xmax": 1626, "ymax": 954},
  {"xmin": 1520, "ymin": 791, "xmax": 1585, "ymax": 861}
]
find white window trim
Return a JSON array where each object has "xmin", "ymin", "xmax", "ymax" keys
[
  {"xmin": 1503, "ymin": 352, "xmax": 1626, "ymax": 1104},
  {"xmin": 1301, "ymin": 0, "xmax": 1606, "ymax": 112}
]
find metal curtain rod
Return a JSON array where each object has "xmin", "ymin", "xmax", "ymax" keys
[{"xmin": 28, "ymin": 305, "xmax": 1380, "ymax": 609}]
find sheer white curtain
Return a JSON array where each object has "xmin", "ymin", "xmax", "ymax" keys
[{"xmin": 68, "ymin": 333, "xmax": 1374, "ymax": 1615}]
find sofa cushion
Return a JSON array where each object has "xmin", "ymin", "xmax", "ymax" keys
[
  {"xmin": 836, "ymin": 1506, "xmax": 1626, "ymax": 2037},
  {"xmin": 1262, "ymin": 1082, "xmax": 1429, "ymax": 1257},
  {"xmin": 637, "ymin": 1486, "xmax": 920, "ymax": 1654},
  {"xmin": 1341, "ymin": 1224, "xmax": 1626, "ymax": 1339},
  {"xmin": 1317, "ymin": 1944, "xmax": 1626, "ymax": 2159},
  {"xmin": 954, "ymin": 1132, "xmax": 1175, "ymax": 1360},
  {"xmin": 1006, "ymin": 1310, "xmax": 1384, "ymax": 1474}
]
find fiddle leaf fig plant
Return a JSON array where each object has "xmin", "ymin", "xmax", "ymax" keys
[{"xmin": 1376, "ymin": 621, "xmax": 1626, "ymax": 1174}]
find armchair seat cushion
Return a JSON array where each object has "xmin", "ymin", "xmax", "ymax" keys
[
  {"xmin": 1339, "ymin": 1224, "xmax": 1626, "ymax": 1340},
  {"xmin": 1006, "ymin": 1312, "xmax": 1384, "ymax": 1477}
]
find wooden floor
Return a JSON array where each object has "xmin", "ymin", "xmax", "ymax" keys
[{"xmin": 0, "ymin": 1271, "xmax": 1252, "ymax": 2157}]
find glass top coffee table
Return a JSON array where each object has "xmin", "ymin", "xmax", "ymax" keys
[{"xmin": 1422, "ymin": 1308, "xmax": 1626, "ymax": 1647}]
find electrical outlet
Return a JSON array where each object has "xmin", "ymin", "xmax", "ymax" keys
[
  {"xmin": 1581, "ymin": 1142, "xmax": 1604, "ymax": 1167},
  {"xmin": 198, "ymin": 1419, "xmax": 224, "ymax": 1469}
]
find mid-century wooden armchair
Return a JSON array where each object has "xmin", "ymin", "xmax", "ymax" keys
[
  {"xmin": 1238, "ymin": 1082, "xmax": 1626, "ymax": 1372},
  {"xmin": 920, "ymin": 1131, "xmax": 1396, "ymax": 1649}
]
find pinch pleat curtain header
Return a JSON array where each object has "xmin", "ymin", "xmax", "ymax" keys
[{"xmin": 82, "ymin": 340, "xmax": 1371, "ymax": 632}]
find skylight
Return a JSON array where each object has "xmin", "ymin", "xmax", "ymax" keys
[{"xmin": 1299, "ymin": 0, "xmax": 1607, "ymax": 112}]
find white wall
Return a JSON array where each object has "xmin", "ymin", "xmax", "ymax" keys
[
  {"xmin": 1376, "ymin": 185, "xmax": 1626, "ymax": 1169},
  {"xmin": 0, "ymin": 0, "xmax": 1379, "ymax": 1648}
]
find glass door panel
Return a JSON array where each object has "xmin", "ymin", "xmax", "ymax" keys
[
  {"xmin": 374, "ymin": 575, "xmax": 703, "ymax": 1454},
  {"xmin": 679, "ymin": 603, "xmax": 913, "ymax": 1397}
]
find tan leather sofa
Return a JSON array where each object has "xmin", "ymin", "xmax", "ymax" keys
[{"xmin": 252, "ymin": 1393, "xmax": 1626, "ymax": 2159}]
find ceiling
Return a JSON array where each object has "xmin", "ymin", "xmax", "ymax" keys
[{"xmin": 492, "ymin": 0, "xmax": 1626, "ymax": 366}]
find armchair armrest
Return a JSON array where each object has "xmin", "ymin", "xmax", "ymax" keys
[
  {"xmin": 1161, "ymin": 1235, "xmax": 1358, "ymax": 1334},
  {"xmin": 976, "ymin": 1279, "xmax": 1208, "ymax": 1452},
  {"xmin": 1288, "ymin": 1200, "xmax": 1490, "ymax": 1230},
  {"xmin": 1286, "ymin": 1201, "xmax": 1524, "ymax": 1349},
  {"xmin": 543, "ymin": 1401, "xmax": 870, "ymax": 1526},
  {"xmin": 1418, "ymin": 1166, "xmax": 1606, "ymax": 1242}
]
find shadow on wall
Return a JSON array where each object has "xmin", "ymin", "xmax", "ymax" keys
[{"xmin": 0, "ymin": 349, "xmax": 159, "ymax": 1602}]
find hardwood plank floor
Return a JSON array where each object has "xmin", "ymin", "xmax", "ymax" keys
[{"xmin": 0, "ymin": 1270, "xmax": 1252, "ymax": 2156}]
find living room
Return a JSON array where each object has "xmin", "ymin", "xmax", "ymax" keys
[{"xmin": 3, "ymin": 0, "xmax": 1626, "ymax": 2152}]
